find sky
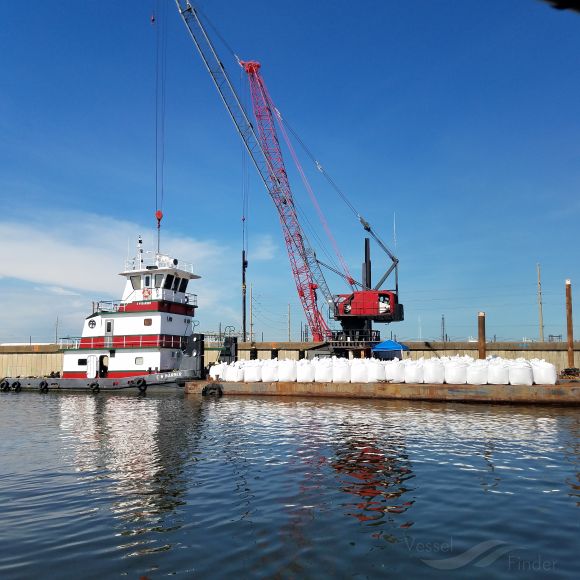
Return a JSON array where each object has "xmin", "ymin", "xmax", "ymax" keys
[{"xmin": 1, "ymin": 0, "xmax": 579, "ymax": 343}]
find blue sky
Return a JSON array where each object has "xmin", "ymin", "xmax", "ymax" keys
[{"xmin": 1, "ymin": 0, "xmax": 579, "ymax": 343}]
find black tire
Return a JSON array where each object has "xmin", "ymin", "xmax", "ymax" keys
[
  {"xmin": 14, "ymin": 384, "xmax": 22, "ymax": 392},
  {"xmin": 0, "ymin": 380, "xmax": 9, "ymax": 392},
  {"xmin": 89, "ymin": 382, "xmax": 100, "ymax": 394},
  {"xmin": 202, "ymin": 385, "xmax": 223, "ymax": 397},
  {"xmin": 38, "ymin": 380, "xmax": 48, "ymax": 393},
  {"xmin": 12, "ymin": 381, "xmax": 22, "ymax": 392},
  {"xmin": 135, "ymin": 378, "xmax": 147, "ymax": 393}
]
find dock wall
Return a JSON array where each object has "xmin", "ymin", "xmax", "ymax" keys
[{"xmin": 0, "ymin": 345, "xmax": 63, "ymax": 377}]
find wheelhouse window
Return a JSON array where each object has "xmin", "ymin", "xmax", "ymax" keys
[
  {"xmin": 163, "ymin": 274, "xmax": 174, "ymax": 289},
  {"xmin": 144, "ymin": 275, "xmax": 151, "ymax": 287},
  {"xmin": 178, "ymin": 278, "xmax": 188, "ymax": 293},
  {"xmin": 172, "ymin": 277, "xmax": 181, "ymax": 291},
  {"xmin": 130, "ymin": 275, "xmax": 142, "ymax": 290},
  {"xmin": 154, "ymin": 274, "xmax": 164, "ymax": 288}
]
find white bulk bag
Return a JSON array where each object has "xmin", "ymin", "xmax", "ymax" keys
[
  {"xmin": 385, "ymin": 359, "xmax": 405, "ymax": 383},
  {"xmin": 367, "ymin": 359, "xmax": 386, "ymax": 382},
  {"xmin": 225, "ymin": 364, "xmax": 244, "ymax": 382},
  {"xmin": 332, "ymin": 358, "xmax": 351, "ymax": 383},
  {"xmin": 209, "ymin": 363, "xmax": 225, "ymax": 380},
  {"xmin": 487, "ymin": 359, "xmax": 509, "ymax": 385},
  {"xmin": 466, "ymin": 360, "xmax": 488, "ymax": 385},
  {"xmin": 278, "ymin": 360, "xmax": 297, "ymax": 382},
  {"xmin": 531, "ymin": 360, "xmax": 557, "ymax": 385},
  {"xmin": 404, "ymin": 360, "xmax": 424, "ymax": 384},
  {"xmin": 314, "ymin": 359, "xmax": 333, "ymax": 383},
  {"xmin": 243, "ymin": 363, "xmax": 262, "ymax": 382},
  {"xmin": 444, "ymin": 360, "xmax": 468, "ymax": 384},
  {"xmin": 350, "ymin": 360, "xmax": 369, "ymax": 383},
  {"xmin": 261, "ymin": 361, "xmax": 279, "ymax": 382},
  {"xmin": 423, "ymin": 359, "xmax": 445, "ymax": 384},
  {"xmin": 509, "ymin": 361, "xmax": 533, "ymax": 386},
  {"xmin": 297, "ymin": 360, "xmax": 315, "ymax": 382}
]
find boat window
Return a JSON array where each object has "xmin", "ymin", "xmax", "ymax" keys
[
  {"xmin": 163, "ymin": 274, "xmax": 174, "ymax": 289},
  {"xmin": 178, "ymin": 278, "xmax": 189, "ymax": 293},
  {"xmin": 172, "ymin": 277, "xmax": 181, "ymax": 291},
  {"xmin": 144, "ymin": 275, "xmax": 151, "ymax": 287},
  {"xmin": 130, "ymin": 275, "xmax": 142, "ymax": 290},
  {"xmin": 77, "ymin": 358, "xmax": 87, "ymax": 366},
  {"xmin": 106, "ymin": 321, "xmax": 113, "ymax": 333},
  {"xmin": 135, "ymin": 357, "xmax": 144, "ymax": 365},
  {"xmin": 154, "ymin": 274, "xmax": 164, "ymax": 288},
  {"xmin": 144, "ymin": 318, "xmax": 152, "ymax": 327}
]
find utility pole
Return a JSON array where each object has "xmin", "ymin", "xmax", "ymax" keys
[
  {"xmin": 288, "ymin": 303, "xmax": 291, "ymax": 342},
  {"xmin": 537, "ymin": 263, "xmax": 545, "ymax": 342},
  {"xmin": 566, "ymin": 279, "xmax": 574, "ymax": 368},
  {"xmin": 441, "ymin": 314, "xmax": 445, "ymax": 343},
  {"xmin": 249, "ymin": 283, "xmax": 254, "ymax": 343},
  {"xmin": 242, "ymin": 250, "xmax": 248, "ymax": 342},
  {"xmin": 55, "ymin": 316, "xmax": 59, "ymax": 344}
]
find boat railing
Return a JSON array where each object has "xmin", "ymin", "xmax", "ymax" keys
[
  {"xmin": 123, "ymin": 251, "xmax": 195, "ymax": 274},
  {"xmin": 93, "ymin": 292, "xmax": 197, "ymax": 313},
  {"xmin": 59, "ymin": 335, "xmax": 189, "ymax": 350}
]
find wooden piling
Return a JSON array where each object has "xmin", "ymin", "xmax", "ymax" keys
[
  {"xmin": 478, "ymin": 312, "xmax": 486, "ymax": 360},
  {"xmin": 566, "ymin": 279, "xmax": 575, "ymax": 368}
]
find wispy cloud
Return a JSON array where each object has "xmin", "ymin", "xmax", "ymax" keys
[
  {"xmin": 249, "ymin": 234, "xmax": 278, "ymax": 261},
  {"xmin": 0, "ymin": 209, "xmax": 241, "ymax": 341}
]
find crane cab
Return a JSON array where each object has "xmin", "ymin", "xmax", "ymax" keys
[{"xmin": 334, "ymin": 290, "xmax": 404, "ymax": 323}]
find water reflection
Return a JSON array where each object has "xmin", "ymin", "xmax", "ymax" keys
[{"xmin": 58, "ymin": 393, "xmax": 205, "ymax": 558}]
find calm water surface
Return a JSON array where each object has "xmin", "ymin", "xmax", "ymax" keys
[{"xmin": 0, "ymin": 391, "xmax": 578, "ymax": 578}]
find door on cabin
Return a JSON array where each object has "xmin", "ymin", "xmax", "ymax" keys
[
  {"xmin": 104, "ymin": 319, "xmax": 114, "ymax": 348},
  {"xmin": 87, "ymin": 355, "xmax": 98, "ymax": 379}
]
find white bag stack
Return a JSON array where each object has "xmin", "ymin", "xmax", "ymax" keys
[
  {"xmin": 350, "ymin": 360, "xmax": 369, "ymax": 383},
  {"xmin": 404, "ymin": 360, "xmax": 424, "ymax": 384},
  {"xmin": 487, "ymin": 358, "xmax": 510, "ymax": 385},
  {"xmin": 278, "ymin": 360, "xmax": 297, "ymax": 382},
  {"xmin": 367, "ymin": 359, "xmax": 386, "ymax": 382},
  {"xmin": 332, "ymin": 358, "xmax": 351, "ymax": 383},
  {"xmin": 423, "ymin": 358, "xmax": 445, "ymax": 384},
  {"xmin": 314, "ymin": 358, "xmax": 333, "ymax": 383},
  {"xmin": 466, "ymin": 360, "xmax": 488, "ymax": 385},
  {"xmin": 530, "ymin": 360, "xmax": 557, "ymax": 385},
  {"xmin": 261, "ymin": 360, "xmax": 279, "ymax": 382},
  {"xmin": 297, "ymin": 359, "xmax": 315, "ymax": 383},
  {"xmin": 444, "ymin": 359, "xmax": 468, "ymax": 384},
  {"xmin": 509, "ymin": 360, "xmax": 533, "ymax": 386},
  {"xmin": 243, "ymin": 361, "xmax": 262, "ymax": 382}
]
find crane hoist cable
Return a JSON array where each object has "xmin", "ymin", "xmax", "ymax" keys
[{"xmin": 153, "ymin": 0, "xmax": 168, "ymax": 251}]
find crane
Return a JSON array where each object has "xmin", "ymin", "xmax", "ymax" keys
[{"xmin": 175, "ymin": 1, "xmax": 403, "ymax": 343}]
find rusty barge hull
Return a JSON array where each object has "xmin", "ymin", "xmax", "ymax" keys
[{"xmin": 185, "ymin": 380, "xmax": 580, "ymax": 405}]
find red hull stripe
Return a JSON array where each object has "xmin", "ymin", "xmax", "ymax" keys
[
  {"xmin": 118, "ymin": 301, "xmax": 195, "ymax": 316},
  {"xmin": 79, "ymin": 334, "xmax": 187, "ymax": 349},
  {"xmin": 62, "ymin": 371, "xmax": 156, "ymax": 379}
]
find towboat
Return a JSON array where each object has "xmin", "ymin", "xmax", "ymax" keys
[{"xmin": 0, "ymin": 237, "xmax": 205, "ymax": 393}]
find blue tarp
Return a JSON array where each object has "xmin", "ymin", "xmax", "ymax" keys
[{"xmin": 372, "ymin": 339, "xmax": 409, "ymax": 352}]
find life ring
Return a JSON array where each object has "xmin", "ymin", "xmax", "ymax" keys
[
  {"xmin": 143, "ymin": 288, "xmax": 151, "ymax": 299},
  {"xmin": 38, "ymin": 380, "xmax": 48, "ymax": 393},
  {"xmin": 89, "ymin": 382, "xmax": 100, "ymax": 393}
]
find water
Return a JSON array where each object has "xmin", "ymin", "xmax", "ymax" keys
[{"xmin": 0, "ymin": 391, "xmax": 577, "ymax": 579}]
